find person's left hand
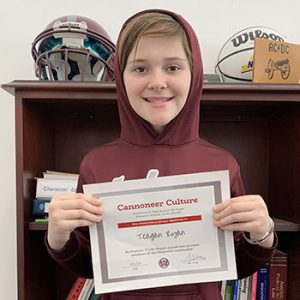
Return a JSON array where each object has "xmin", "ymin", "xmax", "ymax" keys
[{"xmin": 214, "ymin": 195, "xmax": 274, "ymax": 248}]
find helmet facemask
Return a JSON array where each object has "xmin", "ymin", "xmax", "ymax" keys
[{"xmin": 36, "ymin": 47, "xmax": 112, "ymax": 81}]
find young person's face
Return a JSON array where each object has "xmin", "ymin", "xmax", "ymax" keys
[{"xmin": 123, "ymin": 35, "xmax": 191, "ymax": 133}]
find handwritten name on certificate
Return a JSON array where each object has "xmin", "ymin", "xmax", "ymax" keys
[{"xmin": 84, "ymin": 170, "xmax": 237, "ymax": 294}]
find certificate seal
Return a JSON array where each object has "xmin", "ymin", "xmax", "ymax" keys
[{"xmin": 158, "ymin": 257, "xmax": 169, "ymax": 268}]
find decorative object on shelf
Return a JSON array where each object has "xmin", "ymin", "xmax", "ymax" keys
[
  {"xmin": 253, "ymin": 38, "xmax": 300, "ymax": 84},
  {"xmin": 215, "ymin": 26, "xmax": 285, "ymax": 83},
  {"xmin": 31, "ymin": 15, "xmax": 115, "ymax": 81}
]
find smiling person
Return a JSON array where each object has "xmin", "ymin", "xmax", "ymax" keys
[{"xmin": 46, "ymin": 9, "xmax": 277, "ymax": 299}]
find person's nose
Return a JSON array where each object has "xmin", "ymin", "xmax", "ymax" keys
[{"xmin": 147, "ymin": 70, "xmax": 167, "ymax": 91}]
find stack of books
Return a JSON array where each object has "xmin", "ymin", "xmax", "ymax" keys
[
  {"xmin": 221, "ymin": 249, "xmax": 287, "ymax": 300},
  {"xmin": 33, "ymin": 170, "xmax": 79, "ymax": 222},
  {"xmin": 66, "ymin": 278, "xmax": 96, "ymax": 300}
]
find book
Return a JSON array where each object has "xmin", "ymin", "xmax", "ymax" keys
[
  {"xmin": 32, "ymin": 198, "xmax": 51, "ymax": 215},
  {"xmin": 220, "ymin": 280, "xmax": 226, "ymax": 298},
  {"xmin": 78, "ymin": 278, "xmax": 94, "ymax": 300},
  {"xmin": 66, "ymin": 277, "xmax": 86, "ymax": 300},
  {"xmin": 232, "ymin": 279, "xmax": 239, "ymax": 300},
  {"xmin": 35, "ymin": 177, "xmax": 78, "ymax": 198},
  {"xmin": 34, "ymin": 217, "xmax": 48, "ymax": 223},
  {"xmin": 224, "ymin": 280, "xmax": 235, "ymax": 300},
  {"xmin": 33, "ymin": 171, "xmax": 79, "ymax": 218},
  {"xmin": 257, "ymin": 263, "xmax": 269, "ymax": 300},
  {"xmin": 43, "ymin": 170, "xmax": 79, "ymax": 180},
  {"xmin": 238, "ymin": 276, "xmax": 251, "ymax": 300},
  {"xmin": 269, "ymin": 249, "xmax": 288, "ymax": 300},
  {"xmin": 250, "ymin": 271, "xmax": 258, "ymax": 300}
]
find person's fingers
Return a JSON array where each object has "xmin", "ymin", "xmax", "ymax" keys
[
  {"xmin": 59, "ymin": 208, "xmax": 103, "ymax": 222},
  {"xmin": 50, "ymin": 194, "xmax": 102, "ymax": 214}
]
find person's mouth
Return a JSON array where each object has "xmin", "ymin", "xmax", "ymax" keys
[{"xmin": 143, "ymin": 96, "xmax": 175, "ymax": 103}]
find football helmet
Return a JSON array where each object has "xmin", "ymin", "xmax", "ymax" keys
[{"xmin": 32, "ymin": 15, "xmax": 115, "ymax": 81}]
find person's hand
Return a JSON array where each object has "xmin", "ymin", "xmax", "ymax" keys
[
  {"xmin": 214, "ymin": 195, "xmax": 274, "ymax": 248},
  {"xmin": 47, "ymin": 193, "xmax": 103, "ymax": 251}
]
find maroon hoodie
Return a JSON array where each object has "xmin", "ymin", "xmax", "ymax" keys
[{"xmin": 46, "ymin": 9, "xmax": 276, "ymax": 300}]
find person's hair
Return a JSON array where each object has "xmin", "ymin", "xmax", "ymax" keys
[{"xmin": 118, "ymin": 12, "xmax": 192, "ymax": 74}]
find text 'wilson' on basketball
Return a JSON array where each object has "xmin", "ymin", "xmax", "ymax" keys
[{"xmin": 232, "ymin": 30, "xmax": 284, "ymax": 47}]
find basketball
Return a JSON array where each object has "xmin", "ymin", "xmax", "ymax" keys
[{"xmin": 215, "ymin": 26, "xmax": 285, "ymax": 83}]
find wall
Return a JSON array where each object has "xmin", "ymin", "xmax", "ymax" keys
[{"xmin": 0, "ymin": 0, "xmax": 299, "ymax": 299}]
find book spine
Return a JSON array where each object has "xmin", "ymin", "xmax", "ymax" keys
[
  {"xmin": 269, "ymin": 250, "xmax": 288, "ymax": 300},
  {"xmin": 84, "ymin": 280, "xmax": 94, "ymax": 300},
  {"xmin": 220, "ymin": 280, "xmax": 226, "ymax": 299},
  {"xmin": 78, "ymin": 279, "xmax": 94, "ymax": 300},
  {"xmin": 66, "ymin": 277, "xmax": 86, "ymax": 300},
  {"xmin": 43, "ymin": 171, "xmax": 79, "ymax": 180},
  {"xmin": 32, "ymin": 198, "xmax": 51, "ymax": 215},
  {"xmin": 232, "ymin": 279, "xmax": 239, "ymax": 300},
  {"xmin": 257, "ymin": 263, "xmax": 269, "ymax": 300},
  {"xmin": 239, "ymin": 276, "xmax": 251, "ymax": 300},
  {"xmin": 250, "ymin": 272, "xmax": 258, "ymax": 300},
  {"xmin": 35, "ymin": 178, "xmax": 77, "ymax": 198},
  {"xmin": 224, "ymin": 280, "xmax": 235, "ymax": 300}
]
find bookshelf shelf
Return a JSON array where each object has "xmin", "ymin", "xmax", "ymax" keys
[
  {"xmin": 273, "ymin": 218, "xmax": 300, "ymax": 232},
  {"xmin": 29, "ymin": 222, "xmax": 48, "ymax": 231},
  {"xmin": 2, "ymin": 81, "xmax": 300, "ymax": 300}
]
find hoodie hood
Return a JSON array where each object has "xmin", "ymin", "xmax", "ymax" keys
[{"xmin": 114, "ymin": 9, "xmax": 203, "ymax": 146}]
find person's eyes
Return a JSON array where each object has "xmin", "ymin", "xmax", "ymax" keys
[
  {"xmin": 166, "ymin": 65, "xmax": 182, "ymax": 72},
  {"xmin": 133, "ymin": 66, "xmax": 148, "ymax": 73}
]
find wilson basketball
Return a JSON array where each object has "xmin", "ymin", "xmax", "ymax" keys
[{"xmin": 215, "ymin": 26, "xmax": 285, "ymax": 83}]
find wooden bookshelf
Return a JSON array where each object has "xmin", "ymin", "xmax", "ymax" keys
[{"xmin": 2, "ymin": 80, "xmax": 300, "ymax": 300}]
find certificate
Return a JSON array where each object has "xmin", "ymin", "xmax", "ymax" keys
[{"xmin": 83, "ymin": 170, "xmax": 237, "ymax": 294}]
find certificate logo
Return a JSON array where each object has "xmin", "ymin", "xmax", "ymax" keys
[{"xmin": 158, "ymin": 257, "xmax": 169, "ymax": 268}]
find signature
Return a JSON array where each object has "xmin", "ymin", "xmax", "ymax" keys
[
  {"xmin": 123, "ymin": 259, "xmax": 147, "ymax": 270},
  {"xmin": 129, "ymin": 259, "xmax": 143, "ymax": 267},
  {"xmin": 181, "ymin": 253, "xmax": 206, "ymax": 264}
]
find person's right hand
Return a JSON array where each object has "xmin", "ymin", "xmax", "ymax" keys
[{"xmin": 47, "ymin": 193, "xmax": 102, "ymax": 251}]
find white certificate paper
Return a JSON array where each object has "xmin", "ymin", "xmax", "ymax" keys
[{"xmin": 83, "ymin": 170, "xmax": 237, "ymax": 294}]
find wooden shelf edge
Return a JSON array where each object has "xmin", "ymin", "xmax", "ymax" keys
[
  {"xmin": 3, "ymin": 81, "xmax": 300, "ymax": 100},
  {"xmin": 29, "ymin": 222, "xmax": 48, "ymax": 231},
  {"xmin": 273, "ymin": 217, "xmax": 300, "ymax": 232}
]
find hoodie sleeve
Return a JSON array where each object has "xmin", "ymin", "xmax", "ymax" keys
[{"xmin": 44, "ymin": 226, "xmax": 93, "ymax": 278}]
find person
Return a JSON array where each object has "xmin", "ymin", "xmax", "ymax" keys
[{"xmin": 46, "ymin": 8, "xmax": 277, "ymax": 299}]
